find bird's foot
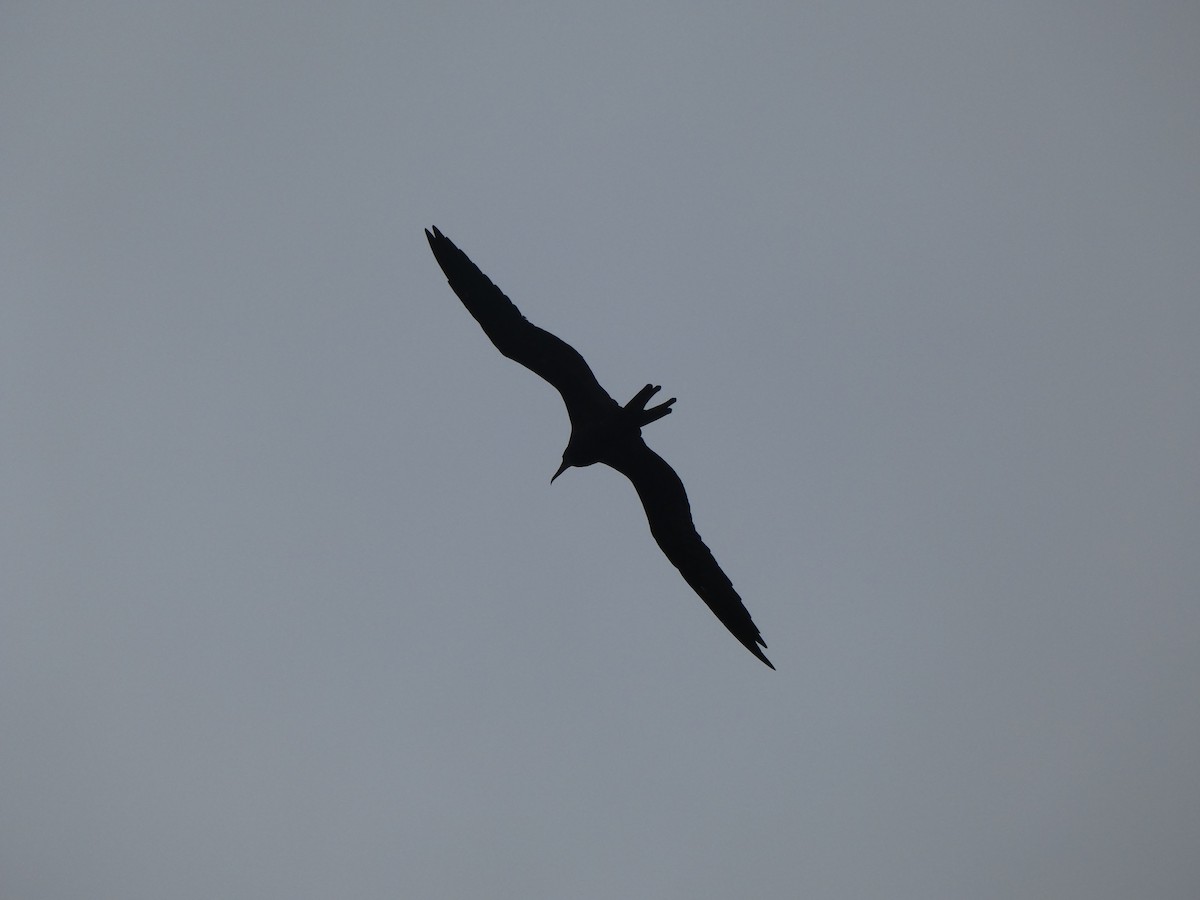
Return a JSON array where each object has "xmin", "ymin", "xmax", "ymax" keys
[{"xmin": 625, "ymin": 383, "xmax": 676, "ymax": 427}]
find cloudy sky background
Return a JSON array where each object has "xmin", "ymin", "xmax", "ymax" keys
[{"xmin": 3, "ymin": 3, "xmax": 1198, "ymax": 897}]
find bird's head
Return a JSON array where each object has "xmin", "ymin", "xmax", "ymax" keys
[{"xmin": 550, "ymin": 452, "xmax": 573, "ymax": 484}]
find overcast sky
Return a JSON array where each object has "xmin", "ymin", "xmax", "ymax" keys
[{"xmin": 3, "ymin": 3, "xmax": 1198, "ymax": 898}]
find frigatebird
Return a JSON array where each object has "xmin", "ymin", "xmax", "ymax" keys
[{"xmin": 426, "ymin": 226, "xmax": 773, "ymax": 668}]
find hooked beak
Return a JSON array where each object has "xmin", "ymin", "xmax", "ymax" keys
[{"xmin": 551, "ymin": 459, "xmax": 570, "ymax": 483}]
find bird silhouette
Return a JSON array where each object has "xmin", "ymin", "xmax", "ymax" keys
[{"xmin": 426, "ymin": 226, "xmax": 773, "ymax": 668}]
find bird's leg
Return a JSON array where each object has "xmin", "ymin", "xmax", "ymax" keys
[{"xmin": 625, "ymin": 383, "xmax": 676, "ymax": 427}]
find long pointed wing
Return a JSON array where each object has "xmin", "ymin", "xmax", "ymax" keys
[
  {"xmin": 426, "ymin": 227, "xmax": 617, "ymax": 424},
  {"xmin": 604, "ymin": 440, "xmax": 774, "ymax": 668}
]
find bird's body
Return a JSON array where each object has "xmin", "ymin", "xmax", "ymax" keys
[{"xmin": 426, "ymin": 226, "xmax": 773, "ymax": 668}]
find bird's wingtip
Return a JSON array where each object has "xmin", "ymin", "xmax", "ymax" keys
[{"xmin": 747, "ymin": 636, "xmax": 774, "ymax": 669}]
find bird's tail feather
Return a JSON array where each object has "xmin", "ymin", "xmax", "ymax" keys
[{"xmin": 625, "ymin": 384, "xmax": 676, "ymax": 427}]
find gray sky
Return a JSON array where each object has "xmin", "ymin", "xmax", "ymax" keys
[{"xmin": 3, "ymin": 3, "xmax": 1198, "ymax": 898}]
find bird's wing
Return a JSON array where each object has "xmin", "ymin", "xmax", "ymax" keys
[
  {"xmin": 604, "ymin": 440, "xmax": 774, "ymax": 668},
  {"xmin": 426, "ymin": 227, "xmax": 617, "ymax": 423}
]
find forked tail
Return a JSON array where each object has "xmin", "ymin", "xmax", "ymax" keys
[{"xmin": 625, "ymin": 384, "xmax": 676, "ymax": 427}]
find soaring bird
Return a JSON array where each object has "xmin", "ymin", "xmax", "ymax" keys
[{"xmin": 426, "ymin": 226, "xmax": 773, "ymax": 668}]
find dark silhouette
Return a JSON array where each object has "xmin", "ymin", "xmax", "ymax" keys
[{"xmin": 426, "ymin": 226, "xmax": 773, "ymax": 668}]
